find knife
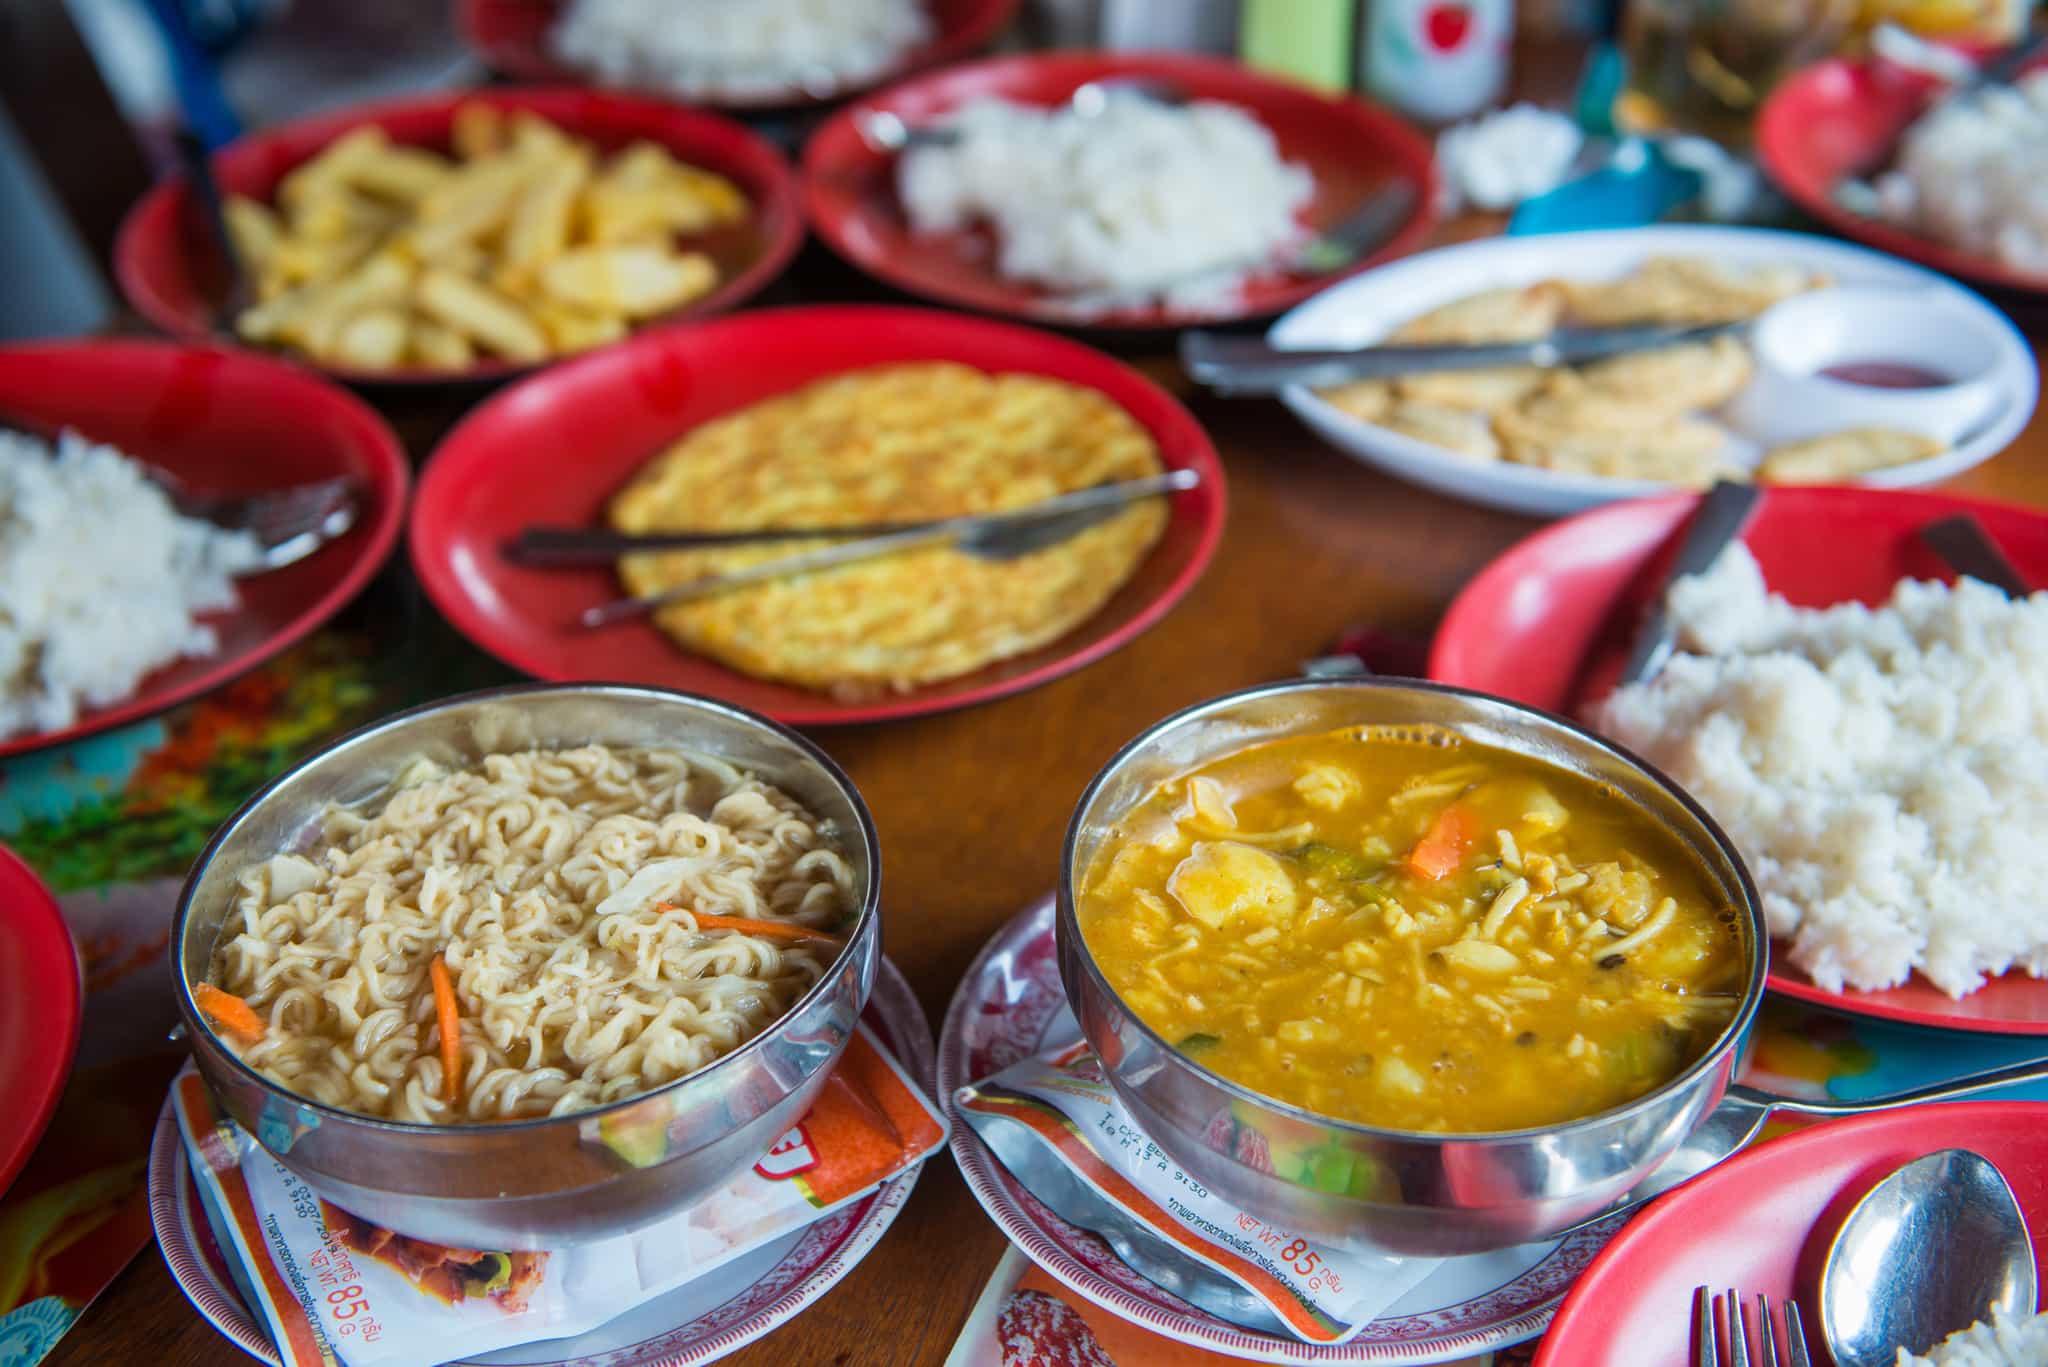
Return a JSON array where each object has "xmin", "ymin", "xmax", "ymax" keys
[
  {"xmin": 575, "ymin": 469, "xmax": 1199, "ymax": 626},
  {"xmin": 517, "ymin": 469, "xmax": 1198, "ymax": 567},
  {"xmin": 1180, "ymin": 320, "xmax": 1741, "ymax": 396},
  {"xmin": 1919, "ymin": 514, "xmax": 2031, "ymax": 599},
  {"xmin": 1613, "ymin": 480, "xmax": 1763, "ymax": 690}
]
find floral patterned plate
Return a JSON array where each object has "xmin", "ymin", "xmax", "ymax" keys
[
  {"xmin": 939, "ymin": 898, "xmax": 1627, "ymax": 1365},
  {"xmin": 151, "ymin": 959, "xmax": 932, "ymax": 1366}
]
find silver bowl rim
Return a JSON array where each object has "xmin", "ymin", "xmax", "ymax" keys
[
  {"xmin": 171, "ymin": 679, "xmax": 883, "ymax": 1137},
  {"xmin": 1057, "ymin": 674, "xmax": 1768, "ymax": 1146}
]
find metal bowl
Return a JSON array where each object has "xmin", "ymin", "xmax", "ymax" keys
[
  {"xmin": 173, "ymin": 683, "xmax": 881, "ymax": 1250},
  {"xmin": 1057, "ymin": 678, "xmax": 1765, "ymax": 1257}
]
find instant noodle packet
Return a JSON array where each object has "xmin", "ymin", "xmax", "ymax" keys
[
  {"xmin": 955, "ymin": 1014, "xmax": 1446, "ymax": 1345},
  {"xmin": 173, "ymin": 1024, "xmax": 945, "ymax": 1367}
]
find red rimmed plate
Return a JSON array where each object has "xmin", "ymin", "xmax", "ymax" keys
[
  {"xmin": 153, "ymin": 958, "xmax": 936, "ymax": 1367},
  {"xmin": 409, "ymin": 304, "xmax": 1227, "ymax": 727},
  {"xmin": 1534, "ymin": 1101, "xmax": 2048, "ymax": 1366},
  {"xmin": 1757, "ymin": 51, "xmax": 2048, "ymax": 299},
  {"xmin": 0, "ymin": 341, "xmax": 408, "ymax": 760},
  {"xmin": 115, "ymin": 89, "xmax": 804, "ymax": 386},
  {"xmin": 0, "ymin": 846, "xmax": 78, "ymax": 1195},
  {"xmin": 1428, "ymin": 485, "xmax": 2048, "ymax": 1034},
  {"xmin": 802, "ymin": 52, "xmax": 1437, "ymax": 331},
  {"xmin": 457, "ymin": 0, "xmax": 1022, "ymax": 110}
]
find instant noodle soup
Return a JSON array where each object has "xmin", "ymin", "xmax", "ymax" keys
[{"xmin": 1074, "ymin": 725, "xmax": 1744, "ymax": 1134}]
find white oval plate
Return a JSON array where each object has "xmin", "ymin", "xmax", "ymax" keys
[
  {"xmin": 151, "ymin": 958, "xmax": 933, "ymax": 1367},
  {"xmin": 1268, "ymin": 225, "xmax": 2039, "ymax": 518},
  {"xmin": 939, "ymin": 897, "xmax": 1626, "ymax": 1365}
]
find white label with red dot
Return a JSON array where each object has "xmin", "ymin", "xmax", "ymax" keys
[{"xmin": 1363, "ymin": 0, "xmax": 1513, "ymax": 123}]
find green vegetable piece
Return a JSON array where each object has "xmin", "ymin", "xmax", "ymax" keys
[
  {"xmin": 598, "ymin": 1109, "xmax": 671, "ymax": 1168},
  {"xmin": 1177, "ymin": 1032, "xmax": 1223, "ymax": 1055},
  {"xmin": 1290, "ymin": 842, "xmax": 1384, "ymax": 880},
  {"xmin": 472, "ymin": 1252, "xmax": 512, "ymax": 1296},
  {"xmin": 1306, "ymin": 1145, "xmax": 1355, "ymax": 1195}
]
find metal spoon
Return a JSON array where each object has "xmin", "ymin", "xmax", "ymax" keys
[
  {"xmin": 1820, "ymin": 1149, "xmax": 2036, "ymax": 1367},
  {"xmin": 856, "ymin": 76, "xmax": 1190, "ymax": 153},
  {"xmin": 1549, "ymin": 1054, "xmax": 2048, "ymax": 1240}
]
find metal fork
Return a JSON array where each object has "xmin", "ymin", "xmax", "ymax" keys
[
  {"xmin": 5, "ymin": 414, "xmax": 360, "ymax": 572},
  {"xmin": 144, "ymin": 467, "xmax": 362, "ymax": 571},
  {"xmin": 1695, "ymin": 1287, "xmax": 1813, "ymax": 1367}
]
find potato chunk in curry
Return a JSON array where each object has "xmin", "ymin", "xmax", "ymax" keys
[{"xmin": 1168, "ymin": 841, "xmax": 1298, "ymax": 929}]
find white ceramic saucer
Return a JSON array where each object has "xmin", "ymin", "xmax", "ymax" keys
[
  {"xmin": 151, "ymin": 959, "xmax": 933, "ymax": 1367},
  {"xmin": 940, "ymin": 897, "xmax": 1627, "ymax": 1365}
]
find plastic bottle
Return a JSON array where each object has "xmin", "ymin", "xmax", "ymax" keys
[{"xmin": 1362, "ymin": 0, "xmax": 1514, "ymax": 123}]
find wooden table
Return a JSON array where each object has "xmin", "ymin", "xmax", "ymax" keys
[{"xmin": 46, "ymin": 247, "xmax": 2048, "ymax": 1365}]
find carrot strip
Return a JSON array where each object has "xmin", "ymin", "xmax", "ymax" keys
[
  {"xmin": 193, "ymin": 982, "xmax": 267, "ymax": 1042},
  {"xmin": 655, "ymin": 902, "xmax": 844, "ymax": 948},
  {"xmin": 429, "ymin": 955, "xmax": 462, "ymax": 1108},
  {"xmin": 1406, "ymin": 801, "xmax": 1475, "ymax": 882}
]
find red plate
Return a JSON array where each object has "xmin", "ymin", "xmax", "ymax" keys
[
  {"xmin": 802, "ymin": 52, "xmax": 1437, "ymax": 330},
  {"xmin": 0, "ymin": 341, "xmax": 407, "ymax": 759},
  {"xmin": 457, "ymin": 0, "xmax": 1022, "ymax": 110},
  {"xmin": 0, "ymin": 846, "xmax": 80, "ymax": 1195},
  {"xmin": 410, "ymin": 305, "xmax": 1226, "ymax": 726},
  {"xmin": 1535, "ymin": 1101, "xmax": 2048, "ymax": 1366},
  {"xmin": 115, "ymin": 89, "xmax": 804, "ymax": 385},
  {"xmin": 1757, "ymin": 51, "xmax": 2048, "ymax": 298},
  {"xmin": 1429, "ymin": 485, "xmax": 2048, "ymax": 1034}
]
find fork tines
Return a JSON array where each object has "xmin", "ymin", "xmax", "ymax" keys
[{"xmin": 1694, "ymin": 1287, "xmax": 1812, "ymax": 1367}]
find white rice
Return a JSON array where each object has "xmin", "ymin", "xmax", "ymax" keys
[
  {"xmin": 550, "ymin": 0, "xmax": 932, "ymax": 101},
  {"xmin": 0, "ymin": 430, "xmax": 261, "ymax": 740},
  {"xmin": 1876, "ymin": 70, "xmax": 2048, "ymax": 276},
  {"xmin": 1897, "ymin": 1306, "xmax": 2048, "ymax": 1366},
  {"xmin": 1593, "ymin": 545, "xmax": 2048, "ymax": 998},
  {"xmin": 897, "ymin": 92, "xmax": 1315, "ymax": 313}
]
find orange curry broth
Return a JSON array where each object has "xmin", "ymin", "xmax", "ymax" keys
[{"xmin": 1075, "ymin": 726, "xmax": 1745, "ymax": 1133}]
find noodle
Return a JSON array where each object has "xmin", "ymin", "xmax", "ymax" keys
[{"xmin": 206, "ymin": 745, "xmax": 855, "ymax": 1124}]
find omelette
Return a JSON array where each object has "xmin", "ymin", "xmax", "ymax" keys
[{"xmin": 609, "ymin": 362, "xmax": 1169, "ymax": 696}]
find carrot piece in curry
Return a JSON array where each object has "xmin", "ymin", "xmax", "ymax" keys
[{"xmin": 1406, "ymin": 801, "xmax": 1475, "ymax": 881}]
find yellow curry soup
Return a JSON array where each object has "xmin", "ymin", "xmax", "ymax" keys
[{"xmin": 1075, "ymin": 726, "xmax": 1746, "ymax": 1134}]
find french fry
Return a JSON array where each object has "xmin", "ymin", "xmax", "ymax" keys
[
  {"xmin": 451, "ymin": 103, "xmax": 504, "ymax": 160},
  {"xmin": 223, "ymin": 196, "xmax": 283, "ymax": 275},
  {"xmin": 534, "ymin": 303, "xmax": 628, "ymax": 355},
  {"xmin": 508, "ymin": 111, "xmax": 577, "ymax": 164},
  {"xmin": 583, "ymin": 183, "xmax": 724, "ymax": 242},
  {"xmin": 495, "ymin": 149, "xmax": 591, "ymax": 293},
  {"xmin": 330, "ymin": 308, "xmax": 411, "ymax": 369},
  {"xmin": 346, "ymin": 144, "xmax": 454, "ymax": 203},
  {"xmin": 290, "ymin": 187, "xmax": 399, "ymax": 244},
  {"xmin": 416, "ymin": 268, "xmax": 549, "ymax": 362},
  {"xmin": 540, "ymin": 245, "xmax": 716, "ymax": 319},
  {"xmin": 277, "ymin": 127, "xmax": 387, "ymax": 212},
  {"xmin": 408, "ymin": 320, "xmax": 476, "ymax": 368}
]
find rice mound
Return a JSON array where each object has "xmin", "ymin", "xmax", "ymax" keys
[
  {"xmin": 0, "ymin": 429, "xmax": 261, "ymax": 740},
  {"xmin": 897, "ymin": 92, "xmax": 1315, "ymax": 313},
  {"xmin": 1877, "ymin": 70, "xmax": 2048, "ymax": 277},
  {"xmin": 1593, "ymin": 545, "xmax": 2048, "ymax": 998},
  {"xmin": 551, "ymin": 0, "xmax": 931, "ymax": 101},
  {"xmin": 1897, "ymin": 1307, "xmax": 2048, "ymax": 1366}
]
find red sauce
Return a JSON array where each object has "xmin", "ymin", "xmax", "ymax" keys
[{"xmin": 1819, "ymin": 361, "xmax": 1952, "ymax": 389}]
